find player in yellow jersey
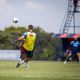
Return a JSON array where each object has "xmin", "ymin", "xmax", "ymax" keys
[{"xmin": 16, "ymin": 25, "xmax": 36, "ymax": 68}]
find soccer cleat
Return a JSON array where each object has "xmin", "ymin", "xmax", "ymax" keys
[
  {"xmin": 25, "ymin": 64, "xmax": 30, "ymax": 68},
  {"xmin": 16, "ymin": 63, "xmax": 21, "ymax": 68}
]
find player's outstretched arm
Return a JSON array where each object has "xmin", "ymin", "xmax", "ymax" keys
[{"xmin": 15, "ymin": 36, "xmax": 25, "ymax": 42}]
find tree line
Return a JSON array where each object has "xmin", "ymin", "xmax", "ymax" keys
[{"xmin": 0, "ymin": 26, "xmax": 63, "ymax": 60}]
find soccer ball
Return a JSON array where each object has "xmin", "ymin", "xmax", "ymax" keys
[{"xmin": 13, "ymin": 17, "xmax": 19, "ymax": 23}]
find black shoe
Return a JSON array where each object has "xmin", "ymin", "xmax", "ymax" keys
[{"xmin": 16, "ymin": 63, "xmax": 20, "ymax": 68}]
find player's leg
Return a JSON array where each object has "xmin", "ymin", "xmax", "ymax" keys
[
  {"xmin": 22, "ymin": 53, "xmax": 29, "ymax": 68},
  {"xmin": 16, "ymin": 50, "xmax": 33, "ymax": 68},
  {"xmin": 16, "ymin": 49, "xmax": 25, "ymax": 68},
  {"xmin": 71, "ymin": 53, "xmax": 77, "ymax": 62},
  {"xmin": 77, "ymin": 53, "xmax": 80, "ymax": 62},
  {"xmin": 16, "ymin": 47, "xmax": 25, "ymax": 68},
  {"xmin": 64, "ymin": 52, "xmax": 72, "ymax": 64},
  {"xmin": 24, "ymin": 51, "xmax": 33, "ymax": 68},
  {"xmin": 16, "ymin": 51, "xmax": 32, "ymax": 68},
  {"xmin": 16, "ymin": 59, "xmax": 25, "ymax": 68},
  {"xmin": 20, "ymin": 45, "xmax": 25, "ymax": 60}
]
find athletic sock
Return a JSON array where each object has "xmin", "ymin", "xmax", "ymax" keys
[
  {"xmin": 19, "ymin": 60, "xmax": 24, "ymax": 64},
  {"xmin": 64, "ymin": 60, "xmax": 67, "ymax": 64},
  {"xmin": 19, "ymin": 59, "xmax": 22, "ymax": 62}
]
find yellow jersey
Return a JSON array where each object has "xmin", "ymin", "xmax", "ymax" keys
[{"xmin": 23, "ymin": 32, "xmax": 36, "ymax": 51}]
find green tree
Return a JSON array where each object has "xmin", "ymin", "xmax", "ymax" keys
[{"xmin": 0, "ymin": 26, "xmax": 63, "ymax": 60}]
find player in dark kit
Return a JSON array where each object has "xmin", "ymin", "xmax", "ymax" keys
[{"xmin": 64, "ymin": 38, "xmax": 80, "ymax": 63}]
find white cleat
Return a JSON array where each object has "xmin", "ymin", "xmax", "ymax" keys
[{"xmin": 25, "ymin": 64, "xmax": 30, "ymax": 68}]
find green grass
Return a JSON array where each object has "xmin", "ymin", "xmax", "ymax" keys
[{"xmin": 0, "ymin": 61, "xmax": 80, "ymax": 80}]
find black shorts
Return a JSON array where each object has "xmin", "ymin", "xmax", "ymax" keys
[{"xmin": 24, "ymin": 50, "xmax": 33, "ymax": 58}]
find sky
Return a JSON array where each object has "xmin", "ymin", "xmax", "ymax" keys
[{"xmin": 0, "ymin": 0, "xmax": 68, "ymax": 33}]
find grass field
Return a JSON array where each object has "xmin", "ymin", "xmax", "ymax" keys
[{"xmin": 0, "ymin": 61, "xmax": 80, "ymax": 80}]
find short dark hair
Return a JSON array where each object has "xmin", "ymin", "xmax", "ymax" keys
[{"xmin": 28, "ymin": 25, "xmax": 33, "ymax": 29}]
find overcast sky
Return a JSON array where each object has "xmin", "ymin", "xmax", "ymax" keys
[{"xmin": 0, "ymin": 0, "xmax": 68, "ymax": 33}]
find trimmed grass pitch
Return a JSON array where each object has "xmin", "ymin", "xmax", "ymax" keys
[{"xmin": 0, "ymin": 61, "xmax": 80, "ymax": 80}]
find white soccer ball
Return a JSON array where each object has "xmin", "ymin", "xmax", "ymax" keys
[{"xmin": 13, "ymin": 17, "xmax": 19, "ymax": 23}]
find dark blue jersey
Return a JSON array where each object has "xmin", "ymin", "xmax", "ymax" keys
[{"xmin": 70, "ymin": 40, "xmax": 80, "ymax": 54}]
